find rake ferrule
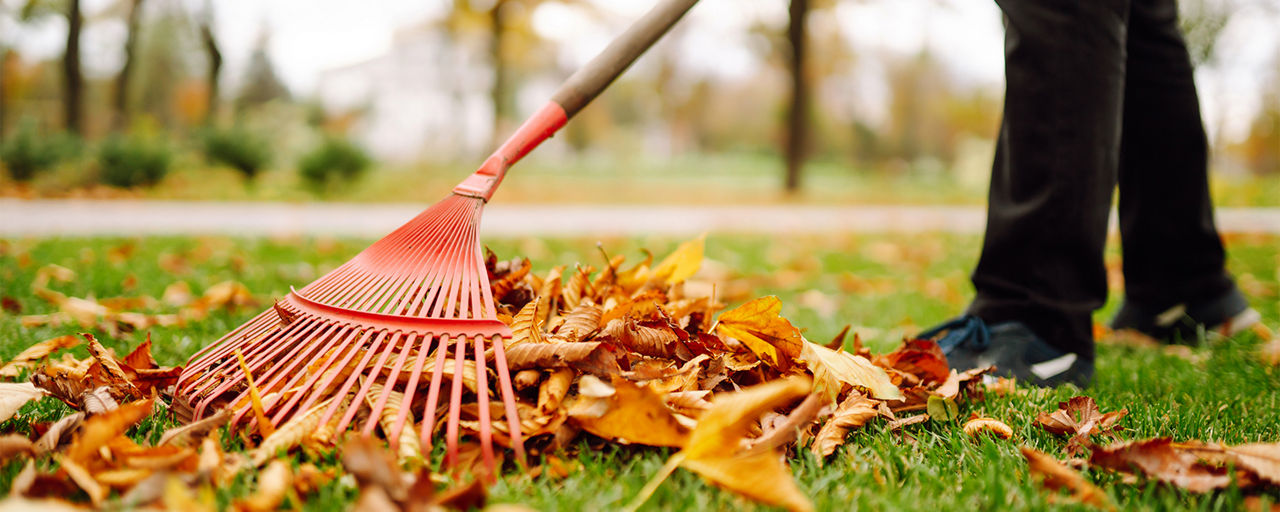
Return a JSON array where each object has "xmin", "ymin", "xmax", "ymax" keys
[{"xmin": 453, "ymin": 102, "xmax": 568, "ymax": 201}]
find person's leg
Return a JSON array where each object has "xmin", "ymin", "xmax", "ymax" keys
[
  {"xmin": 1112, "ymin": 0, "xmax": 1250, "ymax": 337},
  {"xmin": 967, "ymin": 0, "xmax": 1130, "ymax": 362}
]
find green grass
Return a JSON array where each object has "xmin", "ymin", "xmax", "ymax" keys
[
  {"xmin": 1, "ymin": 233, "xmax": 1278, "ymax": 510},
  {"xmin": 13, "ymin": 150, "xmax": 1280, "ymax": 207}
]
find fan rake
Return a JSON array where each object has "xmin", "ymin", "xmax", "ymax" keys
[{"xmin": 174, "ymin": 0, "xmax": 699, "ymax": 473}]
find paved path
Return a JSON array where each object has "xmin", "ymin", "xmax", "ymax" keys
[{"xmin": 4, "ymin": 199, "xmax": 1280, "ymax": 237}]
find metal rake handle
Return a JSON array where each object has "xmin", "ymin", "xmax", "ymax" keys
[{"xmin": 453, "ymin": 0, "xmax": 700, "ymax": 201}]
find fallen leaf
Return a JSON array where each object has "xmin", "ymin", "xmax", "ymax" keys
[
  {"xmin": 568, "ymin": 378, "xmax": 689, "ymax": 447},
  {"xmin": 811, "ymin": 393, "xmax": 879, "ymax": 459},
  {"xmin": 926, "ymin": 396, "xmax": 958, "ymax": 422},
  {"xmin": 537, "ymin": 369, "xmax": 574, "ymax": 415},
  {"xmin": 0, "ymin": 435, "xmax": 33, "ymax": 462},
  {"xmin": 799, "ymin": 341, "xmax": 902, "ymax": 402},
  {"xmin": 0, "ymin": 335, "xmax": 80, "ymax": 377},
  {"xmin": 56, "ymin": 455, "xmax": 107, "ymax": 506},
  {"xmin": 35, "ymin": 412, "xmax": 83, "ymax": 455},
  {"xmin": 236, "ymin": 460, "xmax": 293, "ymax": 512},
  {"xmin": 879, "ymin": 339, "xmax": 950, "ymax": 384},
  {"xmin": 159, "ymin": 410, "xmax": 230, "ymax": 448},
  {"xmin": 714, "ymin": 296, "xmax": 804, "ymax": 369},
  {"xmin": 1020, "ymin": 446, "xmax": 1113, "ymax": 509},
  {"xmin": 363, "ymin": 383, "xmax": 424, "ymax": 469},
  {"xmin": 80, "ymin": 387, "xmax": 119, "ymax": 415},
  {"xmin": 0, "ymin": 382, "xmax": 46, "ymax": 423},
  {"xmin": 1035, "ymin": 396, "xmax": 1126, "ymax": 454},
  {"xmin": 252, "ymin": 397, "xmax": 335, "ymax": 466},
  {"xmin": 509, "ymin": 300, "xmax": 547, "ymax": 348},
  {"xmin": 963, "ymin": 416, "xmax": 1013, "ymax": 440},
  {"xmin": 504, "ymin": 341, "xmax": 619, "ymax": 377},
  {"xmin": 650, "ymin": 234, "xmax": 705, "ymax": 285},
  {"xmin": 933, "ymin": 367, "xmax": 991, "ymax": 400},
  {"xmin": 1090, "ymin": 438, "xmax": 1232, "ymax": 492}
]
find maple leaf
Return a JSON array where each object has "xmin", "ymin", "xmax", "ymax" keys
[
  {"xmin": 799, "ymin": 341, "xmax": 903, "ymax": 402},
  {"xmin": 1020, "ymin": 446, "xmax": 1113, "ymax": 510},
  {"xmin": 1035, "ymin": 396, "xmax": 1127, "ymax": 454},
  {"xmin": 714, "ymin": 296, "xmax": 804, "ymax": 369}
]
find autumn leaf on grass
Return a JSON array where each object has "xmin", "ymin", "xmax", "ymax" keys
[
  {"xmin": 1035, "ymin": 396, "xmax": 1127, "ymax": 454},
  {"xmin": 0, "ymin": 382, "xmax": 47, "ymax": 423},
  {"xmin": 67, "ymin": 398, "xmax": 153, "ymax": 467},
  {"xmin": 629, "ymin": 377, "xmax": 814, "ymax": 512},
  {"xmin": 252, "ymin": 397, "xmax": 337, "ymax": 466},
  {"xmin": 568, "ymin": 376, "xmax": 689, "ymax": 447},
  {"xmin": 811, "ymin": 393, "xmax": 878, "ymax": 459},
  {"xmin": 1089, "ymin": 438, "xmax": 1234, "ymax": 492},
  {"xmin": 1181, "ymin": 442, "xmax": 1280, "ymax": 486},
  {"xmin": 83, "ymin": 334, "xmax": 141, "ymax": 398},
  {"xmin": 0, "ymin": 334, "xmax": 80, "ymax": 377},
  {"xmin": 714, "ymin": 296, "xmax": 804, "ymax": 369},
  {"xmin": 963, "ymin": 416, "xmax": 1013, "ymax": 440},
  {"xmin": 1020, "ymin": 446, "xmax": 1113, "ymax": 510},
  {"xmin": 878, "ymin": 338, "xmax": 951, "ymax": 385},
  {"xmin": 363, "ymin": 383, "xmax": 424, "ymax": 469},
  {"xmin": 799, "ymin": 341, "xmax": 902, "ymax": 402},
  {"xmin": 650, "ymin": 234, "xmax": 705, "ymax": 285},
  {"xmin": 235, "ymin": 460, "xmax": 293, "ymax": 512}
]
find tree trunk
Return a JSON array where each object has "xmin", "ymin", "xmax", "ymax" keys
[
  {"xmin": 784, "ymin": 0, "xmax": 810, "ymax": 193},
  {"xmin": 489, "ymin": 0, "xmax": 509, "ymax": 143},
  {"xmin": 199, "ymin": 6, "xmax": 222, "ymax": 126},
  {"xmin": 114, "ymin": 0, "xmax": 145, "ymax": 130},
  {"xmin": 63, "ymin": 0, "xmax": 83, "ymax": 135}
]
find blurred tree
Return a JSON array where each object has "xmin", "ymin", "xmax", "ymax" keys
[
  {"xmin": 236, "ymin": 35, "xmax": 289, "ymax": 111},
  {"xmin": 1178, "ymin": 0, "xmax": 1233, "ymax": 67},
  {"xmin": 113, "ymin": 0, "xmax": 145, "ymax": 130},
  {"xmin": 784, "ymin": 0, "xmax": 809, "ymax": 192},
  {"xmin": 62, "ymin": 0, "xmax": 82, "ymax": 134},
  {"xmin": 196, "ymin": 0, "xmax": 220, "ymax": 125}
]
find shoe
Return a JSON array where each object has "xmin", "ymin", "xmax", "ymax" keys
[
  {"xmin": 918, "ymin": 315, "xmax": 1094, "ymax": 388},
  {"xmin": 1110, "ymin": 287, "xmax": 1260, "ymax": 343}
]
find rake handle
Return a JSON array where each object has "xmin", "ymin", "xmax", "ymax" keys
[
  {"xmin": 551, "ymin": 0, "xmax": 699, "ymax": 118},
  {"xmin": 454, "ymin": 0, "xmax": 700, "ymax": 201}
]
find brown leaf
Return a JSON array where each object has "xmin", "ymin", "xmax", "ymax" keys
[
  {"xmin": 811, "ymin": 393, "xmax": 879, "ymax": 459},
  {"xmin": 557, "ymin": 303, "xmax": 602, "ymax": 343},
  {"xmin": 963, "ymin": 417, "xmax": 1013, "ymax": 440},
  {"xmin": 1020, "ymin": 446, "xmax": 1113, "ymax": 509},
  {"xmin": 885, "ymin": 414, "xmax": 928, "ymax": 431},
  {"xmin": 568, "ymin": 377, "xmax": 690, "ymax": 447},
  {"xmin": 122, "ymin": 336, "xmax": 156, "ymax": 370},
  {"xmin": 56, "ymin": 455, "xmax": 107, "ymax": 506},
  {"xmin": 504, "ymin": 341, "xmax": 619, "ymax": 377},
  {"xmin": 436, "ymin": 478, "xmax": 487, "ymax": 511},
  {"xmin": 252, "ymin": 397, "xmax": 336, "ymax": 466},
  {"xmin": 82, "ymin": 334, "xmax": 140, "ymax": 398},
  {"xmin": 1090, "ymin": 438, "xmax": 1233, "ymax": 492},
  {"xmin": 537, "ymin": 369, "xmax": 574, "ymax": 415},
  {"xmin": 341, "ymin": 436, "xmax": 408, "ymax": 502},
  {"xmin": 714, "ymin": 296, "xmax": 804, "ymax": 369},
  {"xmin": 159, "ymin": 409, "xmax": 230, "ymax": 448},
  {"xmin": 0, "ymin": 335, "xmax": 80, "ymax": 378},
  {"xmin": 363, "ymin": 383, "xmax": 424, "ymax": 469},
  {"xmin": 1224, "ymin": 443, "xmax": 1280, "ymax": 485},
  {"xmin": 1035, "ymin": 396, "xmax": 1127, "ymax": 454},
  {"xmin": 933, "ymin": 366, "xmax": 991, "ymax": 400},
  {"xmin": 509, "ymin": 299, "xmax": 547, "ymax": 348}
]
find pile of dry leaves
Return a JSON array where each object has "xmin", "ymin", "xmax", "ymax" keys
[{"xmin": 2, "ymin": 236, "xmax": 1278, "ymax": 511}]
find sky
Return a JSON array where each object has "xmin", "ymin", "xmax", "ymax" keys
[{"xmin": 2, "ymin": 0, "xmax": 1277, "ymax": 141}]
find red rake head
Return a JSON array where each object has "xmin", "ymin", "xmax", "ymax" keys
[{"xmin": 175, "ymin": 194, "xmax": 524, "ymax": 471}]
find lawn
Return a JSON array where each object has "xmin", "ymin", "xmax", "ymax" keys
[{"xmin": 1, "ymin": 233, "xmax": 1278, "ymax": 510}]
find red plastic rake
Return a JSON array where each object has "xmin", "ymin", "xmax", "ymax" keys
[{"xmin": 174, "ymin": 0, "xmax": 699, "ymax": 472}]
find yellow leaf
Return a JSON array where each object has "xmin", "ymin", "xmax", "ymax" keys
[
  {"xmin": 713, "ymin": 296, "xmax": 804, "ymax": 368},
  {"xmin": 680, "ymin": 451, "xmax": 812, "ymax": 512},
  {"xmin": 799, "ymin": 341, "xmax": 903, "ymax": 401},
  {"xmin": 651, "ymin": 234, "xmax": 705, "ymax": 285},
  {"xmin": 0, "ymin": 335, "xmax": 80, "ymax": 377},
  {"xmin": 364, "ymin": 383, "xmax": 424, "ymax": 469},
  {"xmin": 509, "ymin": 299, "xmax": 547, "ymax": 348},
  {"xmin": 251, "ymin": 397, "xmax": 335, "ymax": 466},
  {"xmin": 811, "ymin": 394, "xmax": 879, "ymax": 459},
  {"xmin": 568, "ymin": 378, "xmax": 689, "ymax": 447},
  {"xmin": 236, "ymin": 460, "xmax": 293, "ymax": 512},
  {"xmin": 56, "ymin": 455, "xmax": 107, "ymax": 506}
]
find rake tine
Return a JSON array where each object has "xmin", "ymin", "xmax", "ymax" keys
[
  {"xmin": 445, "ymin": 326, "xmax": 468, "ymax": 468},
  {"xmin": 335, "ymin": 331, "xmax": 402, "ymax": 433},
  {"xmin": 387, "ymin": 333, "xmax": 434, "ymax": 451},
  {"xmin": 360, "ymin": 333, "xmax": 416, "ymax": 436},
  {"xmin": 268, "ymin": 325, "xmax": 362, "ymax": 424},
  {"xmin": 473, "ymin": 334, "xmax": 495, "ymax": 474},
  {"xmin": 319, "ymin": 330, "xmax": 389, "ymax": 427},
  {"xmin": 289, "ymin": 328, "xmax": 374, "ymax": 423},
  {"xmin": 419, "ymin": 334, "xmax": 452, "ymax": 458},
  {"xmin": 491, "ymin": 333, "xmax": 525, "ymax": 463}
]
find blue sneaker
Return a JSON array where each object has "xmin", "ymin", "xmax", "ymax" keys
[
  {"xmin": 1110, "ymin": 288, "xmax": 1259, "ymax": 344},
  {"xmin": 918, "ymin": 315, "xmax": 1094, "ymax": 388}
]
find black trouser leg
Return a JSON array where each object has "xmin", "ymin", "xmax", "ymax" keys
[
  {"xmin": 1117, "ymin": 0, "xmax": 1235, "ymax": 306},
  {"xmin": 968, "ymin": 0, "xmax": 1130, "ymax": 360}
]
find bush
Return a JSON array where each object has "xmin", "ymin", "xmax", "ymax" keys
[
  {"xmin": 97, "ymin": 135, "xmax": 172, "ymax": 188},
  {"xmin": 298, "ymin": 137, "xmax": 371, "ymax": 192},
  {"xmin": 201, "ymin": 127, "xmax": 271, "ymax": 182},
  {"xmin": 0, "ymin": 122, "xmax": 75, "ymax": 182}
]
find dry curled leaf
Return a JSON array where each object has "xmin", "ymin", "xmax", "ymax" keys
[
  {"xmin": 1035, "ymin": 396, "xmax": 1126, "ymax": 454},
  {"xmin": 963, "ymin": 416, "xmax": 1013, "ymax": 440},
  {"xmin": 236, "ymin": 460, "xmax": 293, "ymax": 512},
  {"xmin": 0, "ymin": 335, "xmax": 80, "ymax": 378},
  {"xmin": 159, "ymin": 410, "xmax": 230, "ymax": 448},
  {"xmin": 568, "ymin": 378, "xmax": 689, "ymax": 447},
  {"xmin": 799, "ymin": 341, "xmax": 902, "ymax": 402},
  {"xmin": 504, "ymin": 341, "xmax": 619, "ymax": 377},
  {"xmin": 1020, "ymin": 446, "xmax": 1113, "ymax": 509},
  {"xmin": 1090, "ymin": 438, "xmax": 1233, "ymax": 493},
  {"xmin": 0, "ymin": 382, "xmax": 46, "ymax": 423},
  {"xmin": 811, "ymin": 393, "xmax": 879, "ymax": 459}
]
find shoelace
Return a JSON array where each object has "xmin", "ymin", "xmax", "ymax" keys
[{"xmin": 917, "ymin": 314, "xmax": 990, "ymax": 354}]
